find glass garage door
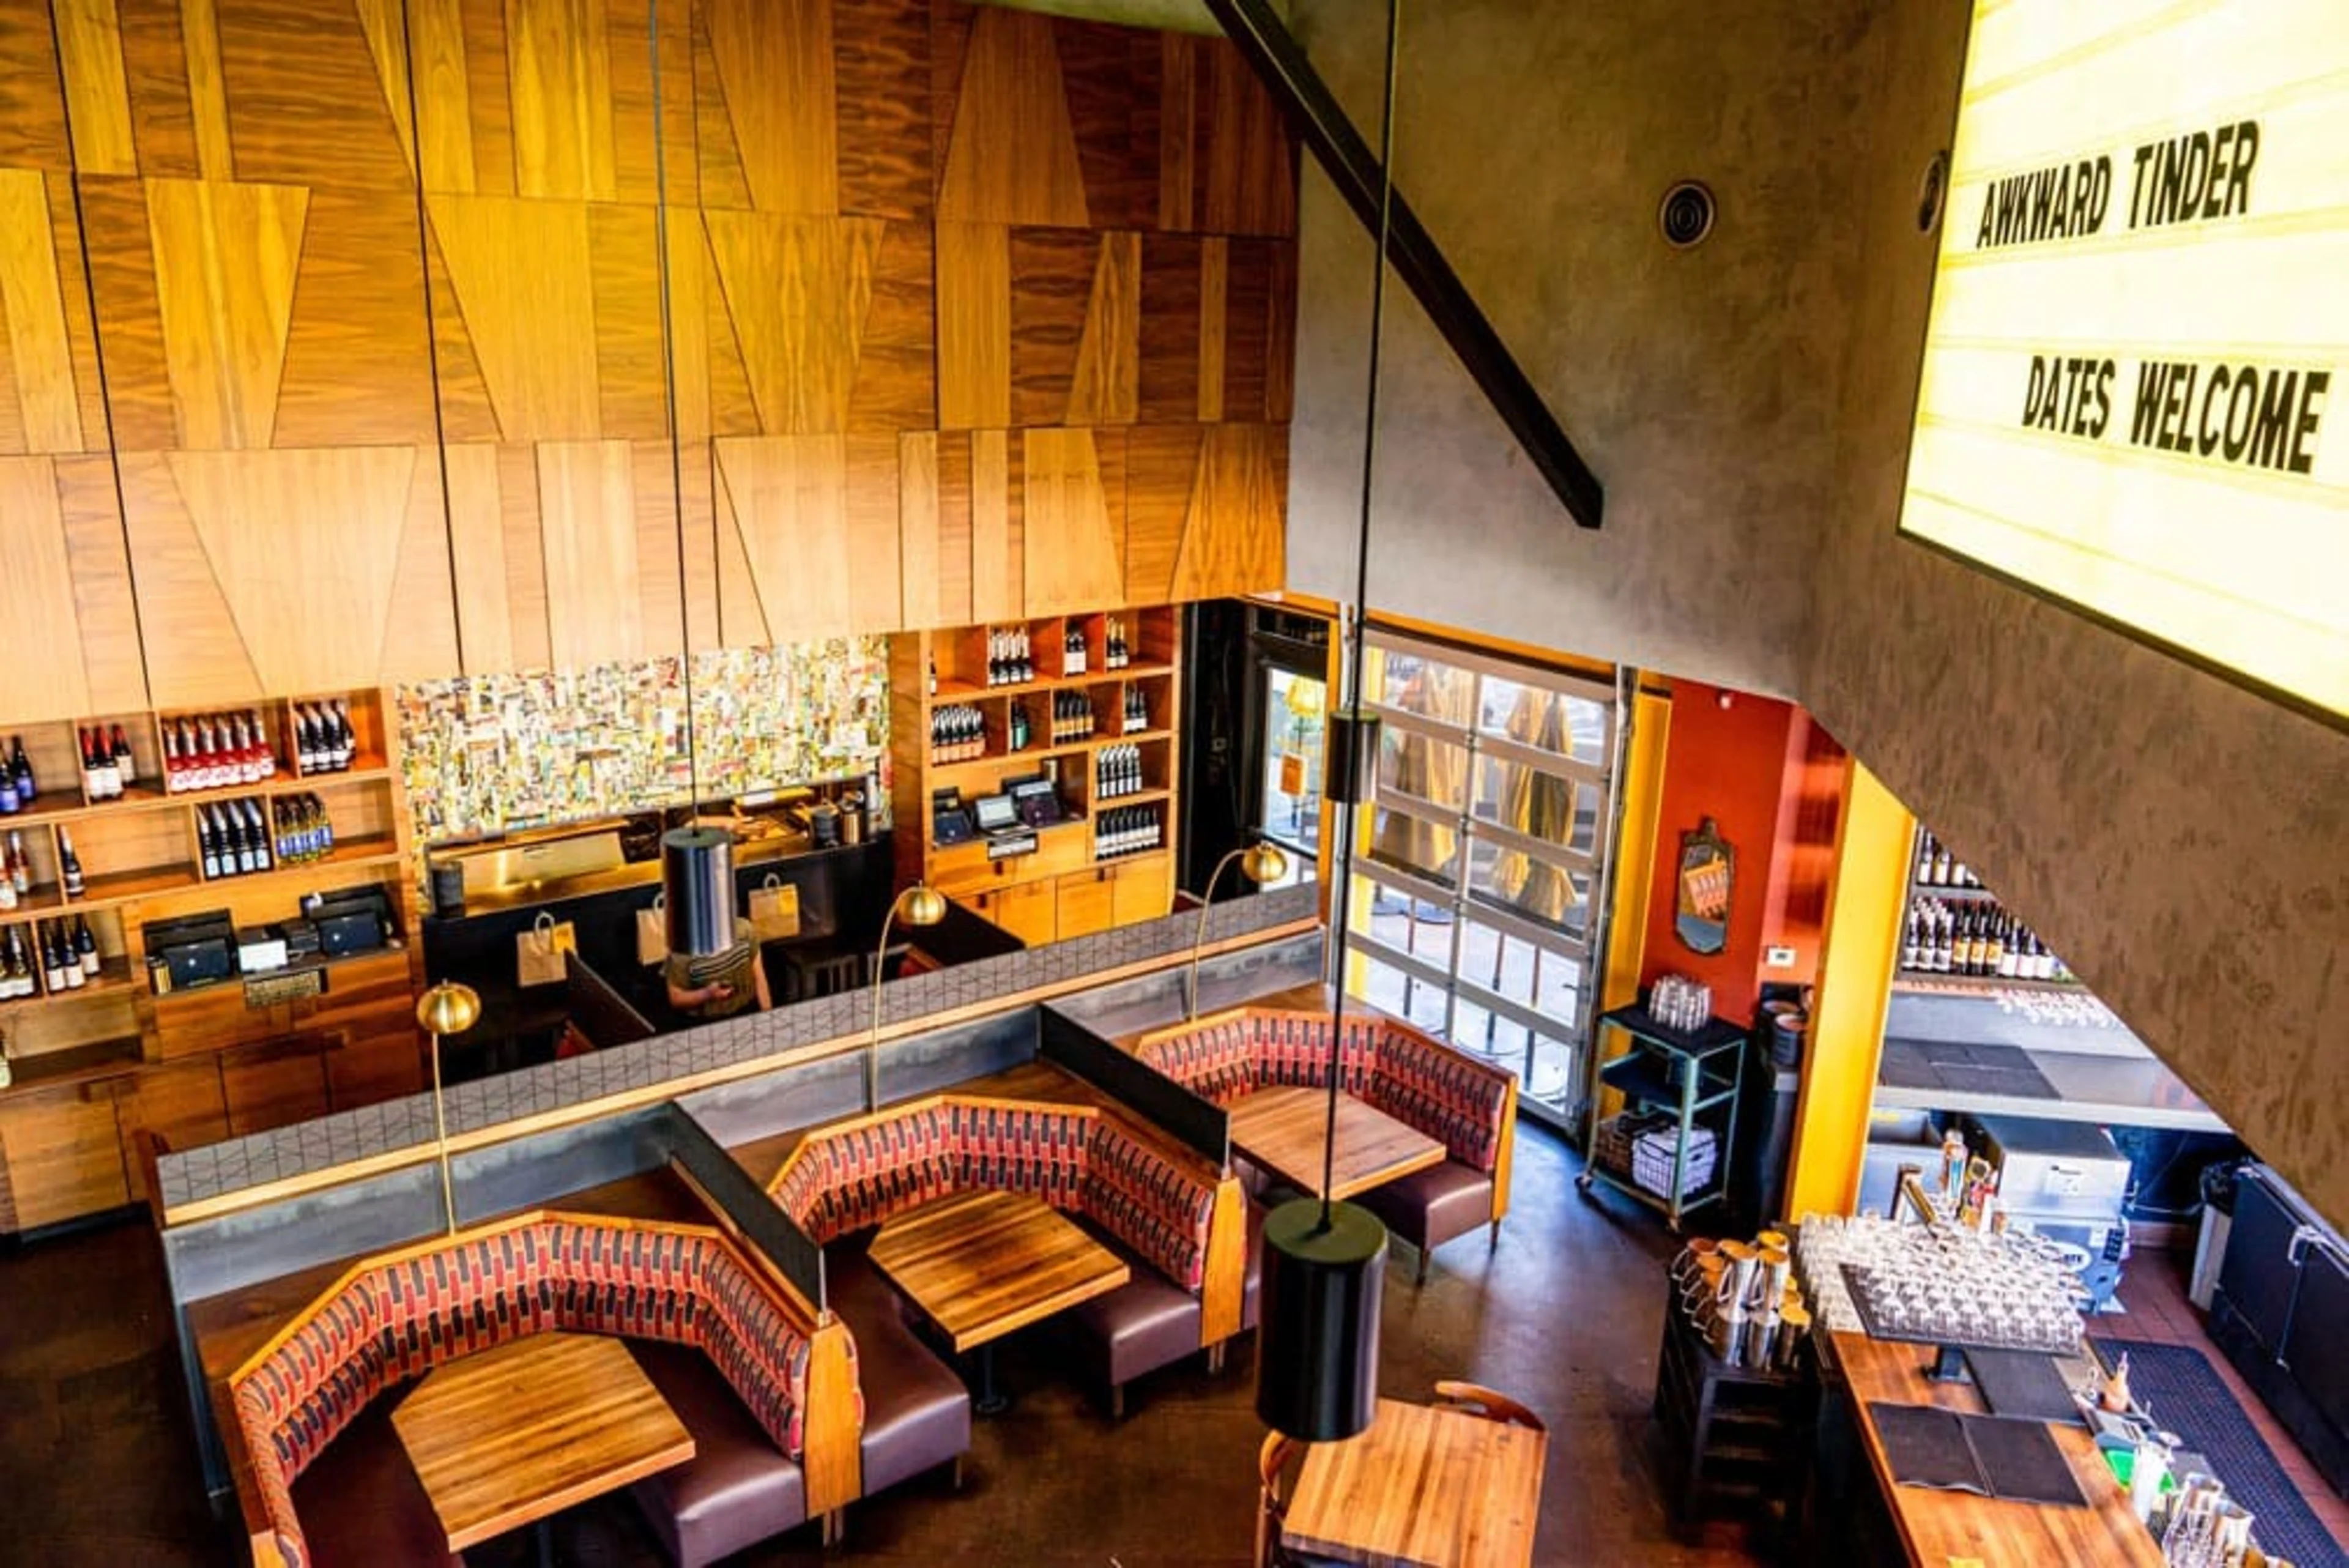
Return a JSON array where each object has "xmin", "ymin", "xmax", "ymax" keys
[{"xmin": 1340, "ymin": 630, "xmax": 1624, "ymax": 1132}]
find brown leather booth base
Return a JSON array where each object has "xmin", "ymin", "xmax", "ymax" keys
[
  {"xmin": 826, "ymin": 1247, "xmax": 976, "ymax": 1499},
  {"xmin": 1359, "ymin": 1161, "xmax": 1499, "ymax": 1284},
  {"xmin": 288, "ymin": 1399, "xmax": 459, "ymax": 1568},
  {"xmin": 1066, "ymin": 1224, "xmax": 1207, "ymax": 1419},
  {"xmin": 628, "ymin": 1345, "xmax": 810, "ymax": 1568}
]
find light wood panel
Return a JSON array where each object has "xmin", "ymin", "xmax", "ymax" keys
[
  {"xmin": 702, "ymin": 210, "xmax": 881, "ymax": 435},
  {"xmin": 0, "ymin": 456, "xmax": 97, "ymax": 719},
  {"xmin": 935, "ymin": 6, "xmax": 1088, "ymax": 229},
  {"xmin": 407, "ymin": 0, "xmax": 477, "ymax": 191},
  {"xmin": 502, "ymin": 0, "xmax": 618, "ymax": 201},
  {"xmin": 143, "ymin": 177, "xmax": 307, "ymax": 450},
  {"xmin": 0, "ymin": 169, "xmax": 89, "ymax": 455},
  {"xmin": 897, "ymin": 429, "xmax": 973, "ymax": 629},
  {"xmin": 56, "ymin": 455, "xmax": 152, "ymax": 712},
  {"xmin": 936, "ymin": 221, "xmax": 1009, "ymax": 430},
  {"xmin": 703, "ymin": 0, "xmax": 835, "ymax": 215},
  {"xmin": 536, "ymin": 438, "xmax": 644, "ymax": 669},
  {"xmin": 967, "ymin": 428, "xmax": 1021, "ymax": 622},
  {"xmin": 426, "ymin": 193, "xmax": 601, "ymax": 442},
  {"xmin": 1021, "ymin": 426, "xmax": 1123, "ymax": 616},
  {"xmin": 52, "ymin": 0, "xmax": 138, "ymax": 176},
  {"xmin": 1067, "ymin": 231, "xmax": 1139, "ymax": 425},
  {"xmin": 716, "ymin": 433, "xmax": 844, "ymax": 642}
]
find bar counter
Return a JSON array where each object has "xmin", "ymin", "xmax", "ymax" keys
[{"xmin": 1826, "ymin": 1329, "xmax": 2164, "ymax": 1567}]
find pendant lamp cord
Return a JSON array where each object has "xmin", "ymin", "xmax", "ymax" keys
[
  {"xmin": 1321, "ymin": 0, "xmax": 1403, "ymax": 1229},
  {"xmin": 647, "ymin": 2, "xmax": 700, "ymax": 811}
]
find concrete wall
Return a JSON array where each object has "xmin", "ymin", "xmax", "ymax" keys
[{"xmin": 1283, "ymin": 1, "xmax": 2349, "ymax": 1222}]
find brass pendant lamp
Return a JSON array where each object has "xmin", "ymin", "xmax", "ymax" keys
[{"xmin": 1253, "ymin": 0, "xmax": 1400, "ymax": 1446}]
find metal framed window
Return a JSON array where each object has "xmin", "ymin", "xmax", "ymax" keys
[{"xmin": 1340, "ymin": 629, "xmax": 1625, "ymax": 1131}]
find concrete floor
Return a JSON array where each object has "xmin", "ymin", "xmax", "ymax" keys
[{"xmin": 0, "ymin": 1122, "xmax": 1772, "ymax": 1567}]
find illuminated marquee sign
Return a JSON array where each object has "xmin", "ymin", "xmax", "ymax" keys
[{"xmin": 1898, "ymin": 0, "xmax": 2348, "ymax": 724}]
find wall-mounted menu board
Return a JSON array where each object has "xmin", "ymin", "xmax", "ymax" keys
[{"xmin": 1898, "ymin": 0, "xmax": 2348, "ymax": 726}]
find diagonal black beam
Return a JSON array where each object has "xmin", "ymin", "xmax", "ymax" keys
[{"xmin": 1203, "ymin": 0, "xmax": 1604, "ymax": 529}]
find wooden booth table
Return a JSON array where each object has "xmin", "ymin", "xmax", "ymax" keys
[
  {"xmin": 1830, "ymin": 1331, "xmax": 2164, "ymax": 1568},
  {"xmin": 1228, "ymin": 1084, "xmax": 1445, "ymax": 1201},
  {"xmin": 869, "ymin": 1187, "xmax": 1130, "ymax": 1413},
  {"xmin": 392, "ymin": 1331, "xmax": 694, "ymax": 1557},
  {"xmin": 1283, "ymin": 1396, "xmax": 1548, "ymax": 1567}
]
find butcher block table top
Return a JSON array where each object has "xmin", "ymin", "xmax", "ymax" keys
[
  {"xmin": 1830, "ymin": 1330, "xmax": 2164, "ymax": 1568},
  {"xmin": 867, "ymin": 1187, "xmax": 1130, "ymax": 1353},
  {"xmin": 1283, "ymin": 1396, "xmax": 1547, "ymax": 1567},
  {"xmin": 1228, "ymin": 1084, "xmax": 1446, "ymax": 1201},
  {"xmin": 391, "ymin": 1331, "xmax": 694, "ymax": 1553}
]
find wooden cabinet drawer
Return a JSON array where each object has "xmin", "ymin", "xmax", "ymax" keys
[
  {"xmin": 327, "ymin": 1028, "xmax": 425, "ymax": 1107},
  {"xmin": 930, "ymin": 822, "xmax": 1091, "ymax": 896},
  {"xmin": 0, "ymin": 1085, "xmax": 129, "ymax": 1232},
  {"xmin": 1055, "ymin": 869, "xmax": 1116, "ymax": 940},
  {"xmin": 964, "ymin": 880, "xmax": 1058, "ymax": 946},
  {"xmin": 1109, "ymin": 854, "xmax": 1173, "ymax": 926},
  {"xmin": 113, "ymin": 1060, "xmax": 229, "ymax": 1205},
  {"xmin": 221, "ymin": 1039, "xmax": 333, "ymax": 1137}
]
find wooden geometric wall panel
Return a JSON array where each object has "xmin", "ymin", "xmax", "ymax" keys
[
  {"xmin": 169, "ymin": 446, "xmax": 421, "ymax": 689},
  {"xmin": 50, "ymin": 0, "xmax": 138, "ymax": 176},
  {"xmin": 845, "ymin": 221, "xmax": 935, "ymax": 431},
  {"xmin": 536, "ymin": 439, "xmax": 645, "ymax": 669},
  {"xmin": 1009, "ymin": 227, "xmax": 1138, "ymax": 428},
  {"xmin": 967, "ymin": 428, "xmax": 1020, "ymax": 623},
  {"xmin": 702, "ymin": 0, "xmax": 836, "ymax": 215},
  {"xmin": 406, "ymin": 0, "xmax": 478, "ymax": 193},
  {"xmin": 210, "ymin": 0, "xmax": 418, "ymax": 188},
  {"xmin": 502, "ymin": 0, "xmax": 619, "ymax": 201},
  {"xmin": 1136, "ymin": 232, "xmax": 1200, "ymax": 425},
  {"xmin": 426, "ymin": 193, "xmax": 601, "ymax": 441},
  {"xmin": 937, "ymin": 6, "xmax": 1088, "ymax": 229},
  {"xmin": 0, "ymin": 456, "xmax": 135, "ymax": 723},
  {"xmin": 585, "ymin": 202, "xmax": 669, "ymax": 438},
  {"xmin": 143, "ymin": 177, "xmax": 308, "ymax": 450},
  {"xmin": 267, "ymin": 188, "xmax": 437, "ymax": 447},
  {"xmin": 0, "ymin": 169, "xmax": 97, "ymax": 455},
  {"xmin": 0, "ymin": 5, "xmax": 74, "ymax": 171},
  {"xmin": 1171, "ymin": 422, "xmax": 1283, "ymax": 601},
  {"xmin": 1197, "ymin": 39, "xmax": 1294, "ymax": 238},
  {"xmin": 898, "ymin": 429, "xmax": 972, "ymax": 630},
  {"xmin": 936, "ymin": 221, "xmax": 1008, "ymax": 430},
  {"xmin": 702, "ymin": 210, "xmax": 882, "ymax": 435},
  {"xmin": 1021, "ymin": 426, "xmax": 1123, "ymax": 617},
  {"xmin": 441, "ymin": 442, "xmax": 524, "ymax": 673},
  {"xmin": 54, "ymin": 455, "xmax": 151, "ymax": 712},
  {"xmin": 834, "ymin": 0, "xmax": 930, "ymax": 221},
  {"xmin": 1055, "ymin": 17, "xmax": 1156, "ymax": 234},
  {"xmin": 713, "ymin": 433, "xmax": 901, "ymax": 643}
]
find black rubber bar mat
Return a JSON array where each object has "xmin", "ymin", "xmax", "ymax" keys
[
  {"xmin": 1868, "ymin": 1403, "xmax": 2089, "ymax": 1507},
  {"xmin": 1966, "ymin": 1349, "xmax": 2088, "ymax": 1426}
]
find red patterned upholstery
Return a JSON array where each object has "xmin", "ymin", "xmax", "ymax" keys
[
  {"xmin": 1135, "ymin": 1009, "xmax": 1513, "ymax": 1173},
  {"xmin": 227, "ymin": 1213, "xmax": 828, "ymax": 1568},
  {"xmin": 768, "ymin": 1097, "xmax": 1216, "ymax": 1299}
]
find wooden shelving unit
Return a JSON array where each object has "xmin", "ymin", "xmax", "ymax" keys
[
  {"xmin": 0, "ymin": 688, "xmax": 429, "ymax": 1234},
  {"xmin": 889, "ymin": 607, "xmax": 1183, "ymax": 948}
]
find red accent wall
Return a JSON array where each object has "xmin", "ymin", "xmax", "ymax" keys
[{"xmin": 1640, "ymin": 683, "xmax": 1849, "ymax": 1027}]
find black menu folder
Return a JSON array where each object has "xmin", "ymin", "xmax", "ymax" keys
[{"xmin": 1868, "ymin": 1403, "xmax": 2088, "ymax": 1508}]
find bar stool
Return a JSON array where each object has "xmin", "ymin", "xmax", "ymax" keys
[{"xmin": 1433, "ymin": 1379, "xmax": 1546, "ymax": 1430}]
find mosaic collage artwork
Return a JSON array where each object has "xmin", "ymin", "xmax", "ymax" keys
[{"xmin": 396, "ymin": 639, "xmax": 892, "ymax": 845}]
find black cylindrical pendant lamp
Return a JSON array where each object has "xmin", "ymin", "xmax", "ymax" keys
[
  {"xmin": 1323, "ymin": 708, "xmax": 1381, "ymax": 806},
  {"xmin": 1254, "ymin": 1197, "xmax": 1387, "ymax": 1440},
  {"xmin": 662, "ymin": 827, "xmax": 734, "ymax": 957}
]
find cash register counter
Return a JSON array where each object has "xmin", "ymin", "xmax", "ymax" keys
[{"xmin": 1819, "ymin": 1329, "xmax": 2164, "ymax": 1567}]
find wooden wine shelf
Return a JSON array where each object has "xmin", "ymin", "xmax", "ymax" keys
[
  {"xmin": 0, "ymin": 838, "xmax": 402, "ymax": 921},
  {"xmin": 930, "ymin": 663, "xmax": 1176, "ymax": 703},
  {"xmin": 924, "ymin": 728, "xmax": 1174, "ymax": 775},
  {"xmin": 1091, "ymin": 787, "xmax": 1171, "ymax": 808},
  {"xmin": 0, "ymin": 957, "xmax": 139, "ymax": 1017},
  {"xmin": 1891, "ymin": 973, "xmax": 2086, "ymax": 997},
  {"xmin": 21, "ymin": 764, "xmax": 392, "ymax": 826}
]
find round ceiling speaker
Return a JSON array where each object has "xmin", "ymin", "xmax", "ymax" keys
[
  {"xmin": 1918, "ymin": 150, "xmax": 1950, "ymax": 234},
  {"xmin": 1658, "ymin": 181, "xmax": 1716, "ymax": 250}
]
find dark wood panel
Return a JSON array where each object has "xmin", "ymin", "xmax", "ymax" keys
[
  {"xmin": 834, "ymin": 0, "xmax": 931, "ymax": 220},
  {"xmin": 75, "ymin": 175, "xmax": 177, "ymax": 451},
  {"xmin": 214, "ymin": 0, "xmax": 417, "ymax": 190},
  {"xmin": 1137, "ymin": 233, "xmax": 1201, "ymax": 424},
  {"xmin": 1008, "ymin": 226, "xmax": 1094, "ymax": 429},
  {"xmin": 1223, "ymin": 236, "xmax": 1274, "ymax": 423},
  {"xmin": 846, "ymin": 220, "xmax": 935, "ymax": 432},
  {"xmin": 0, "ymin": 6, "xmax": 74, "ymax": 170},
  {"xmin": 1056, "ymin": 17, "xmax": 1157, "ymax": 234},
  {"xmin": 114, "ymin": 0, "xmax": 203, "ymax": 179}
]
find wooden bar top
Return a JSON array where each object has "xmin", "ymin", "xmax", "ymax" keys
[
  {"xmin": 1831, "ymin": 1331, "xmax": 2164, "ymax": 1568},
  {"xmin": 392, "ymin": 1332, "xmax": 694, "ymax": 1552},
  {"xmin": 1283, "ymin": 1397, "xmax": 1546, "ymax": 1567}
]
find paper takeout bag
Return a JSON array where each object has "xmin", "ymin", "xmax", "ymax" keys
[
  {"xmin": 517, "ymin": 910, "xmax": 576, "ymax": 986},
  {"xmin": 748, "ymin": 874, "xmax": 801, "ymax": 942},
  {"xmin": 636, "ymin": 893, "xmax": 667, "ymax": 967}
]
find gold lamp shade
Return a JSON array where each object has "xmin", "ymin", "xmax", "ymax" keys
[
  {"xmin": 1239, "ymin": 842, "xmax": 1290, "ymax": 885},
  {"xmin": 899, "ymin": 885, "xmax": 949, "ymax": 927},
  {"xmin": 415, "ymin": 981, "xmax": 481, "ymax": 1038}
]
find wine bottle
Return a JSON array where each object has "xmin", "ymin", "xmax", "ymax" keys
[
  {"xmin": 9, "ymin": 735, "xmax": 32, "ymax": 801},
  {"xmin": 2, "ymin": 927, "xmax": 28, "ymax": 998},
  {"xmin": 57, "ymin": 828, "xmax": 83, "ymax": 897},
  {"xmin": 108, "ymin": 723, "xmax": 135, "ymax": 789},
  {"xmin": 7, "ymin": 830, "xmax": 27, "ymax": 893},
  {"xmin": 74, "ymin": 915, "xmax": 98, "ymax": 978},
  {"xmin": 0, "ymin": 762, "xmax": 16, "ymax": 816}
]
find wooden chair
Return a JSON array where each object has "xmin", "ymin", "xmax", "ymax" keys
[
  {"xmin": 1433, "ymin": 1380, "xmax": 1546, "ymax": 1431},
  {"xmin": 1255, "ymin": 1430, "xmax": 1300, "ymax": 1568}
]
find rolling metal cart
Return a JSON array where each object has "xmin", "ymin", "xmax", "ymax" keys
[{"xmin": 1579, "ymin": 1003, "xmax": 1747, "ymax": 1230}]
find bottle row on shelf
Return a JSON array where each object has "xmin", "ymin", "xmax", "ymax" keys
[
  {"xmin": 957, "ymin": 619, "xmax": 1144, "ymax": 691},
  {"xmin": 1096, "ymin": 744, "xmax": 1148, "ymax": 800},
  {"xmin": 0, "ymin": 736, "xmax": 45, "ymax": 812},
  {"xmin": 1048, "ymin": 690, "xmax": 1095, "ymax": 745},
  {"xmin": 1095, "ymin": 805, "xmax": 1162, "ymax": 860},
  {"xmin": 1902, "ymin": 898, "xmax": 2073, "ymax": 983},
  {"xmin": 0, "ymin": 916, "xmax": 103, "ymax": 999},
  {"xmin": 1912, "ymin": 830, "xmax": 1981, "ymax": 890},
  {"xmin": 196, "ymin": 794, "xmax": 341, "ymax": 881},
  {"xmin": 929, "ymin": 704, "xmax": 986, "ymax": 763}
]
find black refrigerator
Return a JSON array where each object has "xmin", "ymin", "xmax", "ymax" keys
[{"xmin": 2210, "ymin": 1164, "xmax": 2349, "ymax": 1496}]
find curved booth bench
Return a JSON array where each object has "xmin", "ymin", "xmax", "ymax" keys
[
  {"xmin": 1132, "ymin": 1007, "xmax": 1518, "ymax": 1282},
  {"xmin": 769, "ymin": 1093, "xmax": 1246, "ymax": 1419},
  {"xmin": 224, "ymin": 1210, "xmax": 861, "ymax": 1568}
]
